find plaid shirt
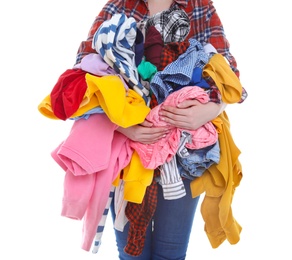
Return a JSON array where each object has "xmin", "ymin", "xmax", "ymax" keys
[{"xmin": 75, "ymin": 0, "xmax": 247, "ymax": 103}]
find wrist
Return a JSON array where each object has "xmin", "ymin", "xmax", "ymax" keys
[{"xmin": 217, "ymin": 101, "xmax": 227, "ymax": 116}]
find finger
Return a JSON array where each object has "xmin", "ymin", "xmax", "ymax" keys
[
  {"xmin": 138, "ymin": 133, "xmax": 164, "ymax": 144},
  {"xmin": 177, "ymin": 99, "xmax": 200, "ymax": 108},
  {"xmin": 139, "ymin": 126, "xmax": 169, "ymax": 138},
  {"xmin": 140, "ymin": 120, "xmax": 153, "ymax": 127},
  {"xmin": 160, "ymin": 105, "xmax": 185, "ymax": 116}
]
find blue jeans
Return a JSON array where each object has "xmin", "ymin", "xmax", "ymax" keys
[{"xmin": 110, "ymin": 178, "xmax": 200, "ymax": 260}]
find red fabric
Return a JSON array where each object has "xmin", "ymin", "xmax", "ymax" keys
[
  {"xmin": 50, "ymin": 69, "xmax": 87, "ymax": 120},
  {"xmin": 124, "ymin": 176, "xmax": 158, "ymax": 256},
  {"xmin": 144, "ymin": 26, "xmax": 164, "ymax": 68},
  {"xmin": 75, "ymin": 0, "xmax": 241, "ymax": 77},
  {"xmin": 159, "ymin": 40, "xmax": 190, "ymax": 71},
  {"xmin": 149, "ymin": 91, "xmax": 159, "ymax": 109}
]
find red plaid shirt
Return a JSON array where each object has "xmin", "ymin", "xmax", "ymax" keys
[
  {"xmin": 76, "ymin": 0, "xmax": 237, "ymax": 74},
  {"xmin": 75, "ymin": 0, "xmax": 247, "ymax": 103}
]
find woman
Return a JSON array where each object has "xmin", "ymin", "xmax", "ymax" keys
[{"xmin": 75, "ymin": 0, "xmax": 247, "ymax": 259}]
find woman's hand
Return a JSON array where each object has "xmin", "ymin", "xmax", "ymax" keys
[
  {"xmin": 159, "ymin": 100, "xmax": 226, "ymax": 130},
  {"xmin": 116, "ymin": 119, "xmax": 169, "ymax": 144}
]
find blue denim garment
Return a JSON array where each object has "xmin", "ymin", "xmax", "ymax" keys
[
  {"xmin": 110, "ymin": 178, "xmax": 200, "ymax": 259},
  {"xmin": 177, "ymin": 141, "xmax": 220, "ymax": 180}
]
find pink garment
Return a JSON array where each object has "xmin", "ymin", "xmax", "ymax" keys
[
  {"xmin": 130, "ymin": 86, "xmax": 218, "ymax": 169},
  {"xmin": 52, "ymin": 113, "xmax": 118, "ymax": 175},
  {"xmin": 51, "ymin": 113, "xmax": 133, "ymax": 251}
]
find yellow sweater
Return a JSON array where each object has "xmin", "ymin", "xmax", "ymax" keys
[
  {"xmin": 113, "ymin": 150, "xmax": 154, "ymax": 204},
  {"xmin": 203, "ymin": 53, "xmax": 243, "ymax": 104},
  {"xmin": 190, "ymin": 54, "xmax": 244, "ymax": 248},
  {"xmin": 190, "ymin": 111, "xmax": 242, "ymax": 248}
]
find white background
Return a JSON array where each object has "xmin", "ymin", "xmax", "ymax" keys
[{"xmin": 1, "ymin": 0, "xmax": 291, "ymax": 259}]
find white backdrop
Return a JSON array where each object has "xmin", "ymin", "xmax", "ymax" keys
[{"xmin": 1, "ymin": 0, "xmax": 291, "ymax": 259}]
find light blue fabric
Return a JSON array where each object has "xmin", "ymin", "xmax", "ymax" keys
[
  {"xmin": 70, "ymin": 107, "xmax": 104, "ymax": 120},
  {"xmin": 177, "ymin": 140, "xmax": 220, "ymax": 180},
  {"xmin": 150, "ymin": 38, "xmax": 209, "ymax": 104}
]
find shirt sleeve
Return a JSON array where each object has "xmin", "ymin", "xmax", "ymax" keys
[
  {"xmin": 203, "ymin": 0, "xmax": 247, "ymax": 102},
  {"xmin": 204, "ymin": 0, "xmax": 239, "ymax": 78}
]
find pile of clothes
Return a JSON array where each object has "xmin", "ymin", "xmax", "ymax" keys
[{"xmin": 38, "ymin": 7, "xmax": 244, "ymax": 256}]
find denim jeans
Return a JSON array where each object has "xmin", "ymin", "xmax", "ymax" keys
[{"xmin": 110, "ymin": 178, "xmax": 200, "ymax": 260}]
